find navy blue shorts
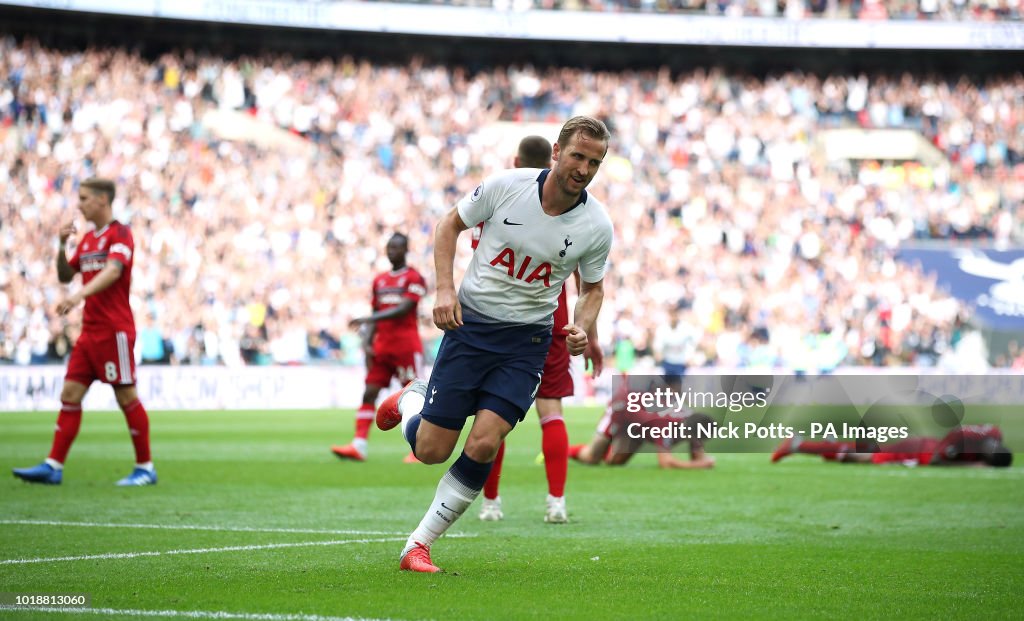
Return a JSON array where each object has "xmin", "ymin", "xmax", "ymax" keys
[
  {"xmin": 662, "ymin": 362, "xmax": 687, "ymax": 380},
  {"xmin": 420, "ymin": 311, "xmax": 553, "ymax": 431}
]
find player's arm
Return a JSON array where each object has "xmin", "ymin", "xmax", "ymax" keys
[
  {"xmin": 358, "ymin": 322, "xmax": 376, "ymax": 361},
  {"xmin": 56, "ymin": 222, "xmax": 78, "ymax": 283},
  {"xmin": 350, "ymin": 299, "xmax": 416, "ymax": 325},
  {"xmin": 652, "ymin": 326, "xmax": 664, "ymax": 366},
  {"xmin": 433, "ymin": 207, "xmax": 469, "ymax": 330},
  {"xmin": 656, "ymin": 446, "xmax": 715, "ymax": 470},
  {"xmin": 565, "ymin": 278, "xmax": 603, "ymax": 357},
  {"xmin": 576, "ymin": 434, "xmax": 612, "ymax": 465},
  {"xmin": 56, "ymin": 260, "xmax": 123, "ymax": 315},
  {"xmin": 687, "ymin": 444, "xmax": 716, "ymax": 469},
  {"xmin": 572, "ymin": 270, "xmax": 604, "ymax": 377}
]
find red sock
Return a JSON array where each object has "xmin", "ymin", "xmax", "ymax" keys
[
  {"xmin": 541, "ymin": 417, "xmax": 568, "ymax": 497},
  {"xmin": 568, "ymin": 444, "xmax": 584, "ymax": 460},
  {"xmin": 121, "ymin": 400, "xmax": 151, "ymax": 464},
  {"xmin": 799, "ymin": 440, "xmax": 855, "ymax": 461},
  {"xmin": 354, "ymin": 404, "xmax": 374, "ymax": 440},
  {"xmin": 47, "ymin": 401, "xmax": 83, "ymax": 464},
  {"xmin": 483, "ymin": 441, "xmax": 505, "ymax": 500}
]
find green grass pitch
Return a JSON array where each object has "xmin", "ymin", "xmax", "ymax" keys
[{"xmin": 1, "ymin": 407, "xmax": 1022, "ymax": 621}]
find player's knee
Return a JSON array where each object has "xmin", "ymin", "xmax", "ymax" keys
[
  {"xmin": 363, "ymin": 386, "xmax": 382, "ymax": 404},
  {"xmin": 415, "ymin": 444, "xmax": 453, "ymax": 465},
  {"xmin": 113, "ymin": 386, "xmax": 140, "ymax": 409},
  {"xmin": 463, "ymin": 435, "xmax": 502, "ymax": 463},
  {"xmin": 60, "ymin": 382, "xmax": 86, "ymax": 404},
  {"xmin": 605, "ymin": 452, "xmax": 630, "ymax": 466}
]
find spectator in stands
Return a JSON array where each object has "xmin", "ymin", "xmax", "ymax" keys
[{"xmin": 2, "ymin": 37, "xmax": 1019, "ymax": 375}]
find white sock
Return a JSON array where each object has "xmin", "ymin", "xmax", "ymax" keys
[
  {"xmin": 399, "ymin": 392, "xmax": 425, "ymax": 436},
  {"xmin": 352, "ymin": 438, "xmax": 368, "ymax": 455},
  {"xmin": 136, "ymin": 461, "xmax": 155, "ymax": 472},
  {"xmin": 402, "ymin": 469, "xmax": 479, "ymax": 557},
  {"xmin": 45, "ymin": 458, "xmax": 63, "ymax": 470}
]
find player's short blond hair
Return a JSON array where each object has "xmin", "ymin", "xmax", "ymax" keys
[
  {"xmin": 557, "ymin": 116, "xmax": 611, "ymax": 150},
  {"xmin": 80, "ymin": 177, "xmax": 116, "ymax": 204}
]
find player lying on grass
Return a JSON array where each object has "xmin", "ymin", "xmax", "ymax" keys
[
  {"xmin": 570, "ymin": 375, "xmax": 716, "ymax": 470},
  {"xmin": 771, "ymin": 424, "xmax": 1013, "ymax": 467}
]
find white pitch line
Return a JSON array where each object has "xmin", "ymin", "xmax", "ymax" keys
[
  {"xmin": 0, "ymin": 537, "xmax": 406, "ymax": 565},
  {"xmin": 0, "ymin": 520, "xmax": 405, "ymax": 537},
  {"xmin": 0, "ymin": 606, "xmax": 406, "ymax": 621},
  {"xmin": 0, "ymin": 519, "xmax": 476, "ymax": 539}
]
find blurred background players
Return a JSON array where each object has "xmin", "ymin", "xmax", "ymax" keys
[
  {"xmin": 771, "ymin": 424, "xmax": 1012, "ymax": 467},
  {"xmin": 477, "ymin": 135, "xmax": 603, "ymax": 524},
  {"xmin": 570, "ymin": 375, "xmax": 717, "ymax": 470},
  {"xmin": 652, "ymin": 306, "xmax": 700, "ymax": 378},
  {"xmin": 332, "ymin": 233, "xmax": 426, "ymax": 462},
  {"xmin": 13, "ymin": 178, "xmax": 156, "ymax": 486}
]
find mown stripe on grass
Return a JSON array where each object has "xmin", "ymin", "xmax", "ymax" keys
[
  {"xmin": 0, "ymin": 606, "xmax": 407, "ymax": 621},
  {"xmin": 0, "ymin": 537, "xmax": 406, "ymax": 565},
  {"xmin": 0, "ymin": 520, "xmax": 405, "ymax": 536}
]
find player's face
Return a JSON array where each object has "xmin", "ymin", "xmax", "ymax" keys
[
  {"xmin": 551, "ymin": 132, "xmax": 606, "ymax": 198},
  {"xmin": 77, "ymin": 188, "xmax": 107, "ymax": 224},
  {"xmin": 386, "ymin": 238, "xmax": 407, "ymax": 268}
]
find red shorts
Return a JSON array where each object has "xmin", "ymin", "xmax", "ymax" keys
[
  {"xmin": 537, "ymin": 337, "xmax": 572, "ymax": 399},
  {"xmin": 66, "ymin": 330, "xmax": 137, "ymax": 386},
  {"xmin": 365, "ymin": 350, "xmax": 422, "ymax": 388}
]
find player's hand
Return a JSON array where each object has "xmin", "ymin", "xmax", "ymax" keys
[
  {"xmin": 58, "ymin": 221, "xmax": 77, "ymax": 245},
  {"xmin": 349, "ymin": 317, "xmax": 371, "ymax": 328},
  {"xmin": 584, "ymin": 338, "xmax": 604, "ymax": 377},
  {"xmin": 564, "ymin": 324, "xmax": 588, "ymax": 356},
  {"xmin": 433, "ymin": 288, "xmax": 463, "ymax": 330},
  {"xmin": 693, "ymin": 456, "xmax": 716, "ymax": 469},
  {"xmin": 56, "ymin": 292, "xmax": 83, "ymax": 315}
]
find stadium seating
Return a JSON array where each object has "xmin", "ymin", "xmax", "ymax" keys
[{"xmin": 1, "ymin": 37, "xmax": 1019, "ymax": 369}]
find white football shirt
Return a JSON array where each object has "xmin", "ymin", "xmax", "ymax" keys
[{"xmin": 456, "ymin": 168, "xmax": 613, "ymax": 325}]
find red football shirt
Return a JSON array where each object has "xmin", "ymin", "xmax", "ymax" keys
[
  {"xmin": 552, "ymin": 284, "xmax": 569, "ymax": 340},
  {"xmin": 371, "ymin": 267, "xmax": 426, "ymax": 355},
  {"xmin": 932, "ymin": 425, "xmax": 1003, "ymax": 464},
  {"xmin": 603, "ymin": 377, "xmax": 695, "ymax": 450},
  {"xmin": 68, "ymin": 221, "xmax": 135, "ymax": 334}
]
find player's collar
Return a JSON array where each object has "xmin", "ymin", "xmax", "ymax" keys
[
  {"xmin": 94, "ymin": 222, "xmax": 112, "ymax": 236},
  {"xmin": 536, "ymin": 169, "xmax": 587, "ymax": 215}
]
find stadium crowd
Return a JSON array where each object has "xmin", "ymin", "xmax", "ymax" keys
[
  {"xmin": 368, "ymin": 0, "xmax": 1024, "ymax": 21},
  {"xmin": 1, "ymin": 37, "xmax": 1021, "ymax": 371}
]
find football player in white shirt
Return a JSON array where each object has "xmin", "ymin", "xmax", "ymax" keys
[{"xmin": 375, "ymin": 116, "xmax": 614, "ymax": 572}]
